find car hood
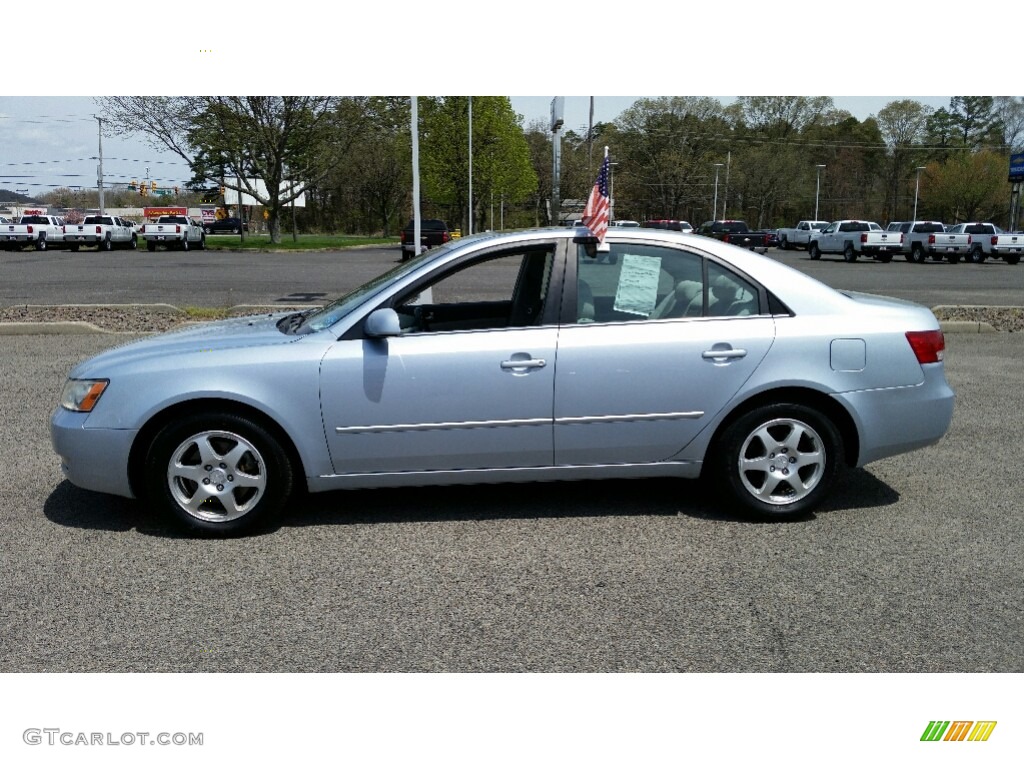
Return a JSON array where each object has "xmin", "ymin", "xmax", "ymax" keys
[{"xmin": 69, "ymin": 313, "xmax": 302, "ymax": 378}]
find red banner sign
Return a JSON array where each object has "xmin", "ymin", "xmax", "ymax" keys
[{"xmin": 143, "ymin": 206, "xmax": 187, "ymax": 218}]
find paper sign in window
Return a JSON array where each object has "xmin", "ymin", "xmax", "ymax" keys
[{"xmin": 613, "ymin": 254, "xmax": 662, "ymax": 316}]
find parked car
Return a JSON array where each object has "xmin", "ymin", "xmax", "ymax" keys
[
  {"xmin": 399, "ymin": 218, "xmax": 451, "ymax": 260},
  {"xmin": 140, "ymin": 215, "xmax": 206, "ymax": 252},
  {"xmin": 203, "ymin": 217, "xmax": 249, "ymax": 235},
  {"xmin": 945, "ymin": 222, "xmax": 1002, "ymax": 264},
  {"xmin": 63, "ymin": 215, "xmax": 137, "ymax": 251},
  {"xmin": 612, "ymin": 219, "xmax": 641, "ymax": 227},
  {"xmin": 1, "ymin": 214, "xmax": 66, "ymax": 251},
  {"xmin": 896, "ymin": 221, "xmax": 970, "ymax": 263},
  {"xmin": 988, "ymin": 231, "xmax": 1024, "ymax": 265},
  {"xmin": 694, "ymin": 220, "xmax": 770, "ymax": 253},
  {"xmin": 807, "ymin": 220, "xmax": 903, "ymax": 262},
  {"xmin": 776, "ymin": 220, "xmax": 829, "ymax": 250},
  {"xmin": 642, "ymin": 220, "xmax": 694, "ymax": 234},
  {"xmin": 52, "ymin": 227, "xmax": 954, "ymax": 535}
]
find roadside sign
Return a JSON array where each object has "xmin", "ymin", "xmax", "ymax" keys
[{"xmin": 1009, "ymin": 153, "xmax": 1024, "ymax": 182}]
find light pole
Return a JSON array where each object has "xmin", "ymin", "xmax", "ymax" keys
[
  {"xmin": 815, "ymin": 164, "xmax": 826, "ymax": 221},
  {"xmin": 912, "ymin": 166, "xmax": 927, "ymax": 222},
  {"xmin": 712, "ymin": 163, "xmax": 724, "ymax": 220}
]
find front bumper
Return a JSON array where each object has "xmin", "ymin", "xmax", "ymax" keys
[{"xmin": 50, "ymin": 407, "xmax": 137, "ymax": 498}]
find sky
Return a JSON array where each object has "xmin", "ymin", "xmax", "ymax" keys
[{"xmin": 0, "ymin": 95, "xmax": 958, "ymax": 198}]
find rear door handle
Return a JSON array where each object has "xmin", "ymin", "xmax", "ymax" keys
[{"xmin": 702, "ymin": 347, "xmax": 747, "ymax": 361}]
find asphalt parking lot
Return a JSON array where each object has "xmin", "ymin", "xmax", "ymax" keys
[{"xmin": 2, "ymin": 331, "xmax": 1022, "ymax": 673}]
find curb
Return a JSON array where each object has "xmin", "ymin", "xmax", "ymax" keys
[
  {"xmin": 0, "ymin": 321, "xmax": 108, "ymax": 335},
  {"xmin": 938, "ymin": 320, "xmax": 998, "ymax": 334}
]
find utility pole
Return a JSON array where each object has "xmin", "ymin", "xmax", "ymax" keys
[
  {"xmin": 95, "ymin": 116, "xmax": 105, "ymax": 215},
  {"xmin": 468, "ymin": 96, "xmax": 473, "ymax": 236}
]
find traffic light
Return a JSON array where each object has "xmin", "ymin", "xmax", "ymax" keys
[
  {"xmin": 140, "ymin": 185, "xmax": 148, "ymax": 197},
  {"xmin": 128, "ymin": 180, "xmax": 138, "ymax": 191},
  {"xmin": 173, "ymin": 186, "xmax": 180, "ymax": 195},
  {"xmin": 150, "ymin": 180, "xmax": 157, "ymax": 192},
  {"xmin": 220, "ymin": 185, "xmax": 226, "ymax": 197}
]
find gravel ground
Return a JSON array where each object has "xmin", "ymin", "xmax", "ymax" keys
[
  {"xmin": 1, "ymin": 303, "xmax": 1022, "ymax": 333},
  {"xmin": 0, "ymin": 304, "xmax": 314, "ymax": 333}
]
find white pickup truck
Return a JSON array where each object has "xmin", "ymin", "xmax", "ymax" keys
[
  {"xmin": 894, "ymin": 221, "xmax": 970, "ymax": 263},
  {"xmin": 0, "ymin": 214, "xmax": 66, "ymax": 251},
  {"xmin": 776, "ymin": 220, "xmax": 829, "ymax": 250},
  {"xmin": 807, "ymin": 220, "xmax": 902, "ymax": 262},
  {"xmin": 63, "ymin": 215, "xmax": 138, "ymax": 251},
  {"xmin": 989, "ymin": 232, "xmax": 1023, "ymax": 265},
  {"xmin": 140, "ymin": 215, "xmax": 206, "ymax": 252}
]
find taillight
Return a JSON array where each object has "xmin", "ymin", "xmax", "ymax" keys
[
  {"xmin": 399, "ymin": 231, "xmax": 406, "ymax": 243},
  {"xmin": 175, "ymin": 225, "xmax": 181, "ymax": 233},
  {"xmin": 928, "ymin": 234, "xmax": 936, "ymax": 244},
  {"xmin": 860, "ymin": 233, "xmax": 867, "ymax": 243},
  {"xmin": 992, "ymin": 235, "xmax": 999, "ymax": 246},
  {"xmin": 900, "ymin": 233, "xmax": 905, "ymax": 244},
  {"xmin": 442, "ymin": 232, "xmax": 450, "ymax": 243},
  {"xmin": 906, "ymin": 330, "xmax": 945, "ymax": 364},
  {"xmin": 723, "ymin": 234, "xmax": 732, "ymax": 243},
  {"xmin": 95, "ymin": 225, "xmax": 102, "ymax": 234},
  {"xmin": 27, "ymin": 225, "xmax": 33, "ymax": 234}
]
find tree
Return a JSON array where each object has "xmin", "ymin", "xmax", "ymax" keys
[
  {"xmin": 920, "ymin": 151, "xmax": 1009, "ymax": 224},
  {"xmin": 993, "ymin": 96, "xmax": 1024, "ymax": 151},
  {"xmin": 97, "ymin": 97, "xmax": 368, "ymax": 243},
  {"xmin": 876, "ymin": 99, "xmax": 933, "ymax": 220},
  {"xmin": 948, "ymin": 96, "xmax": 1003, "ymax": 150},
  {"xmin": 418, "ymin": 97, "xmax": 537, "ymax": 234}
]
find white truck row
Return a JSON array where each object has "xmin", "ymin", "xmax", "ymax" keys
[
  {"xmin": 775, "ymin": 218, "xmax": 1020, "ymax": 265},
  {"xmin": 0, "ymin": 214, "xmax": 207, "ymax": 253}
]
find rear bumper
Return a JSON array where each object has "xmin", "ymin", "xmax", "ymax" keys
[{"xmin": 832, "ymin": 364, "xmax": 955, "ymax": 466}]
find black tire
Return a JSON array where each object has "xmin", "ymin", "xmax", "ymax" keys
[
  {"xmin": 232, "ymin": 227, "xmax": 240, "ymax": 234},
  {"xmin": 709, "ymin": 403, "xmax": 843, "ymax": 520},
  {"xmin": 910, "ymin": 245, "xmax": 926, "ymax": 263},
  {"xmin": 1006, "ymin": 255, "xmax": 1021, "ymax": 265},
  {"xmin": 36, "ymin": 236, "xmax": 47, "ymax": 252},
  {"xmin": 144, "ymin": 410, "xmax": 294, "ymax": 535},
  {"xmin": 969, "ymin": 247, "xmax": 985, "ymax": 264},
  {"xmin": 101, "ymin": 236, "xmax": 112, "ymax": 252},
  {"xmin": 204, "ymin": 226, "xmax": 212, "ymax": 235},
  {"xmin": 147, "ymin": 241, "xmax": 157, "ymax": 252},
  {"xmin": 843, "ymin": 243, "xmax": 857, "ymax": 262},
  {"xmin": 69, "ymin": 245, "xmax": 79, "ymax": 253},
  {"xmin": 199, "ymin": 234, "xmax": 206, "ymax": 250},
  {"xmin": 181, "ymin": 237, "xmax": 190, "ymax": 252},
  {"xmin": 931, "ymin": 253, "xmax": 943, "ymax": 262},
  {"xmin": 779, "ymin": 236, "xmax": 790, "ymax": 251},
  {"xmin": 129, "ymin": 234, "xmax": 138, "ymax": 250},
  {"xmin": 808, "ymin": 242, "xmax": 821, "ymax": 260}
]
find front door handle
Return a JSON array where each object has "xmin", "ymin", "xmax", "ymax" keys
[{"xmin": 501, "ymin": 358, "xmax": 546, "ymax": 370}]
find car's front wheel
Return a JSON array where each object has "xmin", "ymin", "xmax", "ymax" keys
[
  {"xmin": 145, "ymin": 411, "xmax": 294, "ymax": 535},
  {"xmin": 710, "ymin": 403, "xmax": 843, "ymax": 520},
  {"xmin": 808, "ymin": 242, "xmax": 821, "ymax": 260}
]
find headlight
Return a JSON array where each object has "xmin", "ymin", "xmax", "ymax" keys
[{"xmin": 59, "ymin": 379, "xmax": 109, "ymax": 412}]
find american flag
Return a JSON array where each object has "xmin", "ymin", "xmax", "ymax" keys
[{"xmin": 582, "ymin": 154, "xmax": 610, "ymax": 243}]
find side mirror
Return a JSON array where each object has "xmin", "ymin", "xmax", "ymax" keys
[{"xmin": 364, "ymin": 308, "xmax": 401, "ymax": 338}]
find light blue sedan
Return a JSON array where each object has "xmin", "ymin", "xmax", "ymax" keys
[{"xmin": 52, "ymin": 227, "xmax": 955, "ymax": 534}]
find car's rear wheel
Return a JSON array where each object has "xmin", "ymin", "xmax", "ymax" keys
[
  {"xmin": 145, "ymin": 411, "xmax": 294, "ymax": 535},
  {"xmin": 779, "ymin": 236, "xmax": 790, "ymax": 250},
  {"xmin": 36, "ymin": 236, "xmax": 47, "ymax": 251},
  {"xmin": 843, "ymin": 243, "xmax": 857, "ymax": 262},
  {"xmin": 910, "ymin": 245, "xmax": 926, "ymax": 263},
  {"xmin": 181, "ymin": 237, "xmax": 190, "ymax": 252},
  {"xmin": 808, "ymin": 242, "xmax": 821, "ymax": 260},
  {"xmin": 101, "ymin": 236, "xmax": 112, "ymax": 251},
  {"xmin": 969, "ymin": 247, "xmax": 985, "ymax": 264},
  {"xmin": 710, "ymin": 403, "xmax": 842, "ymax": 520}
]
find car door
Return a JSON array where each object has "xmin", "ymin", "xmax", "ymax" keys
[
  {"xmin": 319, "ymin": 245, "xmax": 560, "ymax": 475},
  {"xmin": 818, "ymin": 222, "xmax": 838, "ymax": 251},
  {"xmin": 553, "ymin": 241, "xmax": 775, "ymax": 466}
]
